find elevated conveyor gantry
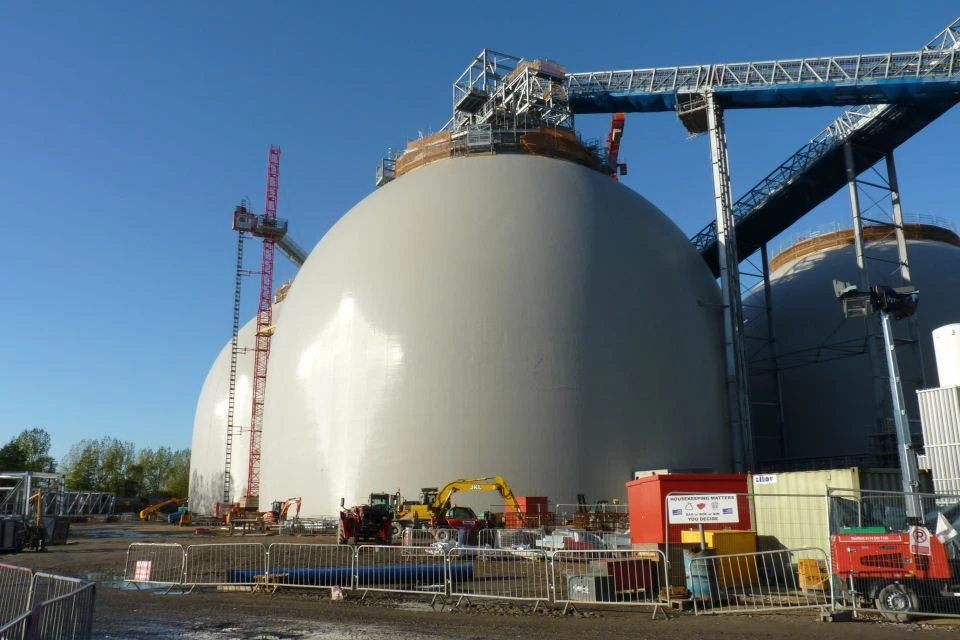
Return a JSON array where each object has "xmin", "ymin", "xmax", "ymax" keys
[
  {"xmin": 560, "ymin": 15, "xmax": 960, "ymax": 471},
  {"xmin": 686, "ymin": 16, "xmax": 960, "ymax": 276}
]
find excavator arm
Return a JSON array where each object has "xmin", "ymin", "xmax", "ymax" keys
[
  {"xmin": 431, "ymin": 476, "xmax": 523, "ymax": 516},
  {"xmin": 139, "ymin": 497, "xmax": 183, "ymax": 521}
]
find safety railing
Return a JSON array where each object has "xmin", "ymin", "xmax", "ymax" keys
[
  {"xmin": 354, "ymin": 545, "xmax": 448, "ymax": 598},
  {"xmin": 687, "ymin": 547, "xmax": 831, "ymax": 615},
  {"xmin": 183, "ymin": 543, "xmax": 267, "ymax": 587},
  {"xmin": 123, "ymin": 542, "xmax": 185, "ymax": 586},
  {"xmin": 551, "ymin": 549, "xmax": 667, "ymax": 612},
  {"xmin": 0, "ymin": 566, "xmax": 96, "ymax": 640},
  {"xmin": 265, "ymin": 543, "xmax": 354, "ymax": 591},
  {"xmin": 447, "ymin": 547, "xmax": 550, "ymax": 607}
]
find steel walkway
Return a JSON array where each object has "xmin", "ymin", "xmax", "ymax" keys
[{"xmin": 566, "ymin": 17, "xmax": 960, "ymax": 275}]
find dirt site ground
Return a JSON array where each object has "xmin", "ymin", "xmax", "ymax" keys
[{"xmin": 6, "ymin": 521, "xmax": 960, "ymax": 640}]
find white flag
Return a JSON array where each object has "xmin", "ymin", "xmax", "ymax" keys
[{"xmin": 936, "ymin": 512, "xmax": 958, "ymax": 543}]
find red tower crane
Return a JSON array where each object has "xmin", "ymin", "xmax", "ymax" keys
[
  {"xmin": 246, "ymin": 145, "xmax": 281, "ymax": 509},
  {"xmin": 605, "ymin": 112, "xmax": 627, "ymax": 180}
]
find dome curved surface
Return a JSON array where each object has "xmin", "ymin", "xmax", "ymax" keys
[
  {"xmin": 260, "ymin": 155, "xmax": 729, "ymax": 513},
  {"xmin": 190, "ymin": 301, "xmax": 285, "ymax": 515},
  {"xmin": 747, "ymin": 238, "xmax": 960, "ymax": 464}
]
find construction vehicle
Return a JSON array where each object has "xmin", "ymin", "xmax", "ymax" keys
[
  {"xmin": 337, "ymin": 498, "xmax": 393, "ymax": 545},
  {"xmin": 18, "ymin": 489, "xmax": 47, "ymax": 552},
  {"xmin": 393, "ymin": 476, "xmax": 524, "ymax": 541},
  {"xmin": 139, "ymin": 497, "xmax": 184, "ymax": 522},
  {"xmin": 829, "ymin": 283, "xmax": 960, "ymax": 621},
  {"xmin": 263, "ymin": 497, "xmax": 301, "ymax": 524}
]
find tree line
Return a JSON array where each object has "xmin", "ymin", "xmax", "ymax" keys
[{"xmin": 1, "ymin": 428, "xmax": 189, "ymax": 498}]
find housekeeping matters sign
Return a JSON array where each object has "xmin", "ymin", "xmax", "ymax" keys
[{"xmin": 667, "ymin": 494, "xmax": 740, "ymax": 524}]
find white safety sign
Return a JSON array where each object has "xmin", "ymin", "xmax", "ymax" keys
[
  {"xmin": 909, "ymin": 526, "xmax": 932, "ymax": 556},
  {"xmin": 667, "ymin": 494, "xmax": 740, "ymax": 524}
]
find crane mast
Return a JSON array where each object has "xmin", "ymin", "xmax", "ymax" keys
[{"xmin": 246, "ymin": 145, "xmax": 281, "ymax": 509}]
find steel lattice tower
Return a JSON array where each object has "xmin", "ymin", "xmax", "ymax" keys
[{"xmin": 246, "ymin": 145, "xmax": 281, "ymax": 505}]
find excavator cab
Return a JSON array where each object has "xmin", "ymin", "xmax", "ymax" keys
[{"xmin": 420, "ymin": 488, "xmax": 439, "ymax": 505}]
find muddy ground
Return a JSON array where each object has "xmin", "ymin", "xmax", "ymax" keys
[{"xmin": 5, "ymin": 521, "xmax": 960, "ymax": 639}]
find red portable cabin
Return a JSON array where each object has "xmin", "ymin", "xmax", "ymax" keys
[{"xmin": 626, "ymin": 473, "xmax": 749, "ymax": 545}]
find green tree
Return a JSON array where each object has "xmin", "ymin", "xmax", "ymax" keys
[
  {"xmin": 0, "ymin": 428, "xmax": 56, "ymax": 472},
  {"xmin": 162, "ymin": 449, "xmax": 190, "ymax": 498},
  {"xmin": 60, "ymin": 438, "xmax": 190, "ymax": 498}
]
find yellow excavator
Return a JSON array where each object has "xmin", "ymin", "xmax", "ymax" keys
[
  {"xmin": 139, "ymin": 497, "xmax": 184, "ymax": 521},
  {"xmin": 393, "ymin": 475, "xmax": 524, "ymax": 541}
]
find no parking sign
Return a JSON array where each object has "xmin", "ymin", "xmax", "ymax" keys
[{"xmin": 909, "ymin": 525, "xmax": 932, "ymax": 556}]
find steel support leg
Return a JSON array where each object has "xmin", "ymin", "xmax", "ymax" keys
[
  {"xmin": 886, "ymin": 152, "xmax": 927, "ymax": 389},
  {"xmin": 760, "ymin": 244, "xmax": 786, "ymax": 460},
  {"xmin": 706, "ymin": 92, "xmax": 753, "ymax": 472},
  {"xmin": 844, "ymin": 142, "xmax": 888, "ymax": 453}
]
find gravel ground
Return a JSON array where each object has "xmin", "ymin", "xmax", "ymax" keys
[{"xmin": 5, "ymin": 521, "xmax": 960, "ymax": 639}]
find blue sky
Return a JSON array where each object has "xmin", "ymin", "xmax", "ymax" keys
[{"xmin": 2, "ymin": 2, "xmax": 958, "ymax": 461}]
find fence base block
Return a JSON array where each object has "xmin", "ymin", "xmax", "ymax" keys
[{"xmin": 820, "ymin": 608, "xmax": 852, "ymax": 623}]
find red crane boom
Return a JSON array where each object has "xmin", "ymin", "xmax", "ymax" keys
[
  {"xmin": 605, "ymin": 112, "xmax": 627, "ymax": 180},
  {"xmin": 246, "ymin": 145, "xmax": 281, "ymax": 507}
]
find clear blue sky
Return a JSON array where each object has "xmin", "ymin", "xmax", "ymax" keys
[{"xmin": 2, "ymin": 2, "xmax": 958, "ymax": 461}]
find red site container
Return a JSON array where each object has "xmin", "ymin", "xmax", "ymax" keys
[
  {"xmin": 505, "ymin": 496, "xmax": 549, "ymax": 528},
  {"xmin": 626, "ymin": 474, "xmax": 749, "ymax": 545}
]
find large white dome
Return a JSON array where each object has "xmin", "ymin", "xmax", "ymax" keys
[{"xmin": 258, "ymin": 154, "xmax": 730, "ymax": 513}]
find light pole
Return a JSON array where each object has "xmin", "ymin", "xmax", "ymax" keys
[{"xmin": 833, "ymin": 281, "xmax": 922, "ymax": 524}]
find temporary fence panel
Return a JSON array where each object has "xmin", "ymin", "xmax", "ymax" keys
[
  {"xmin": 183, "ymin": 543, "xmax": 267, "ymax": 587},
  {"xmin": 664, "ymin": 492, "xmax": 753, "ymax": 587},
  {"xmin": 665, "ymin": 492, "xmax": 827, "ymax": 589},
  {"xmin": 29, "ymin": 572, "xmax": 86, "ymax": 607},
  {"xmin": 687, "ymin": 547, "xmax": 831, "ymax": 615},
  {"xmin": 477, "ymin": 528, "xmax": 543, "ymax": 550},
  {"xmin": 355, "ymin": 545, "xmax": 448, "ymax": 597},
  {"xmin": 0, "ymin": 562, "xmax": 34, "ymax": 624},
  {"xmin": 123, "ymin": 543, "xmax": 185, "ymax": 585},
  {"xmin": 550, "ymin": 549, "xmax": 666, "ymax": 608},
  {"xmin": 829, "ymin": 488, "xmax": 960, "ymax": 621},
  {"xmin": 265, "ymin": 543, "xmax": 355, "ymax": 590},
  {"xmin": 0, "ymin": 611, "xmax": 29, "ymax": 639},
  {"xmin": 29, "ymin": 581, "xmax": 96, "ymax": 640},
  {"xmin": 447, "ymin": 547, "xmax": 550, "ymax": 605}
]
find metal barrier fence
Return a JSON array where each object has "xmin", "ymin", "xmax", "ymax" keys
[
  {"xmin": 551, "ymin": 549, "xmax": 667, "ymax": 612},
  {"xmin": 266, "ymin": 543, "xmax": 354, "ymax": 591},
  {"xmin": 0, "ymin": 562, "xmax": 33, "ymax": 625},
  {"xmin": 688, "ymin": 547, "xmax": 831, "ymax": 615},
  {"xmin": 28, "ymin": 581, "xmax": 97, "ymax": 640},
  {"xmin": 828, "ymin": 487, "xmax": 960, "ymax": 621},
  {"xmin": 123, "ymin": 543, "xmax": 185, "ymax": 585},
  {"xmin": 354, "ymin": 545, "xmax": 447, "ymax": 598},
  {"xmin": 477, "ymin": 527, "xmax": 544, "ymax": 550},
  {"xmin": 448, "ymin": 547, "xmax": 550, "ymax": 606},
  {"xmin": 664, "ymin": 492, "xmax": 829, "ymax": 588},
  {"xmin": 0, "ymin": 567, "xmax": 96, "ymax": 640},
  {"xmin": 183, "ymin": 543, "xmax": 267, "ymax": 587}
]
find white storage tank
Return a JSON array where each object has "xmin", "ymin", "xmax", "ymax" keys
[
  {"xmin": 746, "ymin": 223, "xmax": 960, "ymax": 465},
  {"xmin": 259, "ymin": 153, "xmax": 731, "ymax": 514},
  {"xmin": 933, "ymin": 324, "xmax": 960, "ymax": 388}
]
